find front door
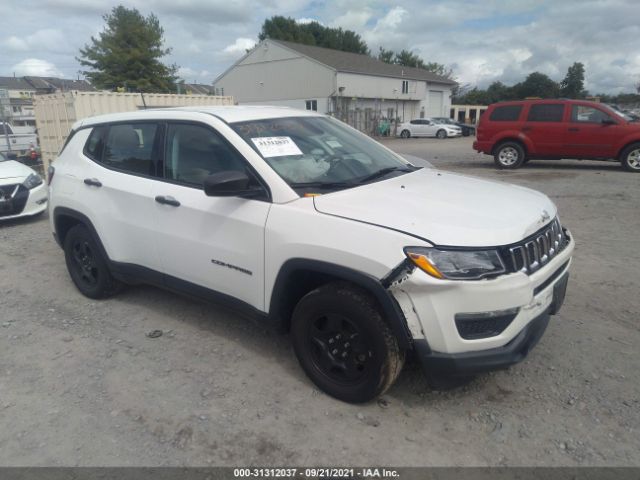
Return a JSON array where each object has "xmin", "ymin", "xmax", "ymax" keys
[
  {"xmin": 152, "ymin": 122, "xmax": 271, "ymax": 310},
  {"xmin": 564, "ymin": 104, "xmax": 622, "ymax": 158}
]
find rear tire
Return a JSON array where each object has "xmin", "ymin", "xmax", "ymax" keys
[
  {"xmin": 436, "ymin": 129, "xmax": 447, "ymax": 139},
  {"xmin": 494, "ymin": 141, "xmax": 525, "ymax": 169},
  {"xmin": 620, "ymin": 142, "xmax": 640, "ymax": 172},
  {"xmin": 291, "ymin": 282, "xmax": 404, "ymax": 403},
  {"xmin": 63, "ymin": 224, "xmax": 122, "ymax": 299},
  {"xmin": 400, "ymin": 129, "xmax": 411, "ymax": 139}
]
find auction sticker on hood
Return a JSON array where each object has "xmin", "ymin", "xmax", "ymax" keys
[{"xmin": 251, "ymin": 137, "xmax": 303, "ymax": 158}]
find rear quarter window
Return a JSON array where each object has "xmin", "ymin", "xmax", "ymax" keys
[
  {"xmin": 84, "ymin": 125, "xmax": 108, "ymax": 161},
  {"xmin": 489, "ymin": 105, "xmax": 523, "ymax": 122}
]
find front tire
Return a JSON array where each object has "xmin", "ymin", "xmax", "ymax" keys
[
  {"xmin": 494, "ymin": 141, "xmax": 525, "ymax": 169},
  {"xmin": 436, "ymin": 129, "xmax": 447, "ymax": 139},
  {"xmin": 63, "ymin": 224, "xmax": 122, "ymax": 299},
  {"xmin": 620, "ymin": 142, "xmax": 640, "ymax": 172},
  {"xmin": 291, "ymin": 282, "xmax": 404, "ymax": 403},
  {"xmin": 400, "ymin": 129, "xmax": 411, "ymax": 139}
]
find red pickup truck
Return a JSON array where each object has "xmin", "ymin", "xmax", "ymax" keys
[{"xmin": 473, "ymin": 99, "xmax": 640, "ymax": 172}]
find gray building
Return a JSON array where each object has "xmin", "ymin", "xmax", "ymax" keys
[{"xmin": 213, "ymin": 39, "xmax": 456, "ymax": 133}]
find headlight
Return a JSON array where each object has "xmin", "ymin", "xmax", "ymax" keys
[
  {"xmin": 404, "ymin": 246, "xmax": 506, "ymax": 280},
  {"xmin": 23, "ymin": 173, "xmax": 43, "ymax": 189}
]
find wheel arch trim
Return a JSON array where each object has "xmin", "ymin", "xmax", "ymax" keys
[
  {"xmin": 53, "ymin": 207, "xmax": 110, "ymax": 261},
  {"xmin": 268, "ymin": 258, "xmax": 414, "ymax": 350}
]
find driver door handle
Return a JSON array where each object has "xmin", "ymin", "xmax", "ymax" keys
[{"xmin": 155, "ymin": 195, "xmax": 181, "ymax": 207}]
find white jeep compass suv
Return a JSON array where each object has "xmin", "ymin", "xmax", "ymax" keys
[{"xmin": 48, "ymin": 106, "xmax": 574, "ymax": 403}]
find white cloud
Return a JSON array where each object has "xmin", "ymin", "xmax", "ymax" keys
[
  {"xmin": 177, "ymin": 67, "xmax": 212, "ymax": 81},
  {"xmin": 296, "ymin": 17, "xmax": 321, "ymax": 25},
  {"xmin": 2, "ymin": 29, "xmax": 68, "ymax": 53},
  {"xmin": 11, "ymin": 58, "xmax": 63, "ymax": 77},
  {"xmin": 330, "ymin": 10, "xmax": 371, "ymax": 31},
  {"xmin": 223, "ymin": 37, "xmax": 256, "ymax": 55}
]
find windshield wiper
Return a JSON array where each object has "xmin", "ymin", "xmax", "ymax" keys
[{"xmin": 356, "ymin": 166, "xmax": 417, "ymax": 184}]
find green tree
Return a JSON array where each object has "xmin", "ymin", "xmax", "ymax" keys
[
  {"xmin": 377, "ymin": 47, "xmax": 394, "ymax": 63},
  {"xmin": 392, "ymin": 49, "xmax": 426, "ymax": 69},
  {"xmin": 560, "ymin": 62, "xmax": 587, "ymax": 99},
  {"xmin": 259, "ymin": 16, "xmax": 368, "ymax": 54},
  {"xmin": 513, "ymin": 72, "xmax": 559, "ymax": 99},
  {"xmin": 78, "ymin": 6, "xmax": 177, "ymax": 92}
]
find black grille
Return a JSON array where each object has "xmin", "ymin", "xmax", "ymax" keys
[
  {"xmin": 0, "ymin": 184, "xmax": 29, "ymax": 217},
  {"xmin": 455, "ymin": 309, "xmax": 519, "ymax": 340},
  {"xmin": 501, "ymin": 218, "xmax": 567, "ymax": 275}
]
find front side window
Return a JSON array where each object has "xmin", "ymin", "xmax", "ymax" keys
[
  {"xmin": 231, "ymin": 116, "xmax": 414, "ymax": 191},
  {"xmin": 102, "ymin": 123, "xmax": 158, "ymax": 175},
  {"xmin": 571, "ymin": 105, "xmax": 612, "ymax": 123},
  {"xmin": 165, "ymin": 123, "xmax": 246, "ymax": 186},
  {"xmin": 489, "ymin": 105, "xmax": 523, "ymax": 121},
  {"xmin": 527, "ymin": 104, "xmax": 564, "ymax": 122}
]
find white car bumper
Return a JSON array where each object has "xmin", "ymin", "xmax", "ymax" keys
[
  {"xmin": 0, "ymin": 182, "xmax": 48, "ymax": 221},
  {"xmin": 390, "ymin": 229, "xmax": 574, "ymax": 373}
]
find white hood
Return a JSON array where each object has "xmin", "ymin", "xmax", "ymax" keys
[
  {"xmin": 313, "ymin": 168, "xmax": 557, "ymax": 247},
  {"xmin": 0, "ymin": 160, "xmax": 35, "ymax": 184}
]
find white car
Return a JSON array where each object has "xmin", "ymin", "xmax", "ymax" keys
[
  {"xmin": 397, "ymin": 118, "xmax": 462, "ymax": 139},
  {"xmin": 48, "ymin": 106, "xmax": 574, "ymax": 403},
  {"xmin": 0, "ymin": 152, "xmax": 48, "ymax": 220}
]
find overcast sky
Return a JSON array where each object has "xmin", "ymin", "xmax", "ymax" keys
[{"xmin": 1, "ymin": 0, "xmax": 638, "ymax": 94}]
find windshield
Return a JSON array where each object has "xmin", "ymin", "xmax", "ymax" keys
[{"xmin": 232, "ymin": 116, "xmax": 415, "ymax": 191}]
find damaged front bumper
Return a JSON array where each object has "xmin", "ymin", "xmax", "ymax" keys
[{"xmin": 387, "ymin": 231, "xmax": 574, "ymax": 376}]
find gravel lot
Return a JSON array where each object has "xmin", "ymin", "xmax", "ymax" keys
[{"xmin": 1, "ymin": 136, "xmax": 638, "ymax": 466}]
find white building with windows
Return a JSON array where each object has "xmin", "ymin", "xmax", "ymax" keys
[{"xmin": 213, "ymin": 39, "xmax": 456, "ymax": 133}]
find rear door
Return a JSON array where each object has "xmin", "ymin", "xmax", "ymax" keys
[
  {"xmin": 76, "ymin": 122, "xmax": 163, "ymax": 270},
  {"xmin": 151, "ymin": 121, "xmax": 271, "ymax": 310},
  {"xmin": 522, "ymin": 103, "xmax": 566, "ymax": 156},
  {"xmin": 564, "ymin": 104, "xmax": 623, "ymax": 158}
]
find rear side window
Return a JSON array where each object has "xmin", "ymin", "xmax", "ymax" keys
[
  {"xmin": 103, "ymin": 123, "xmax": 159, "ymax": 175},
  {"xmin": 527, "ymin": 104, "xmax": 564, "ymax": 122},
  {"xmin": 489, "ymin": 105, "xmax": 523, "ymax": 121}
]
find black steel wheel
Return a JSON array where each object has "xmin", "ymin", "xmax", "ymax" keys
[
  {"xmin": 63, "ymin": 224, "xmax": 122, "ymax": 299},
  {"xmin": 291, "ymin": 282, "xmax": 404, "ymax": 403}
]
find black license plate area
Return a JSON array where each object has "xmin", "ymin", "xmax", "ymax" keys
[{"xmin": 549, "ymin": 273, "xmax": 569, "ymax": 315}]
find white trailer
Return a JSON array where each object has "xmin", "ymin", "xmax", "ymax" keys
[{"xmin": 34, "ymin": 91, "xmax": 235, "ymax": 170}]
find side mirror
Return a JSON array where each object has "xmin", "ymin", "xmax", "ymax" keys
[
  {"xmin": 601, "ymin": 118, "xmax": 617, "ymax": 125},
  {"xmin": 203, "ymin": 171, "xmax": 263, "ymax": 198}
]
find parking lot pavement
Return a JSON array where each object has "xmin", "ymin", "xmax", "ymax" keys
[{"xmin": 1, "ymin": 136, "xmax": 639, "ymax": 466}]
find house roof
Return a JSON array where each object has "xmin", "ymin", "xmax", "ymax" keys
[
  {"xmin": 24, "ymin": 77, "xmax": 95, "ymax": 92},
  {"xmin": 0, "ymin": 77, "xmax": 36, "ymax": 91},
  {"xmin": 271, "ymin": 40, "xmax": 456, "ymax": 85},
  {"xmin": 182, "ymin": 83, "xmax": 216, "ymax": 95}
]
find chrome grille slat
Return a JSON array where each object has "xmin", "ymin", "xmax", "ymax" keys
[{"xmin": 508, "ymin": 218, "xmax": 565, "ymax": 275}]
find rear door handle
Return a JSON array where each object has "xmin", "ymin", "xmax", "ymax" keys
[
  {"xmin": 83, "ymin": 178, "xmax": 102, "ymax": 187},
  {"xmin": 568, "ymin": 127, "xmax": 580, "ymax": 132},
  {"xmin": 155, "ymin": 195, "xmax": 181, "ymax": 207}
]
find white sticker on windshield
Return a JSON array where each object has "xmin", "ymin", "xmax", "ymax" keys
[
  {"xmin": 251, "ymin": 136, "xmax": 303, "ymax": 158},
  {"xmin": 326, "ymin": 140, "xmax": 343, "ymax": 149}
]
